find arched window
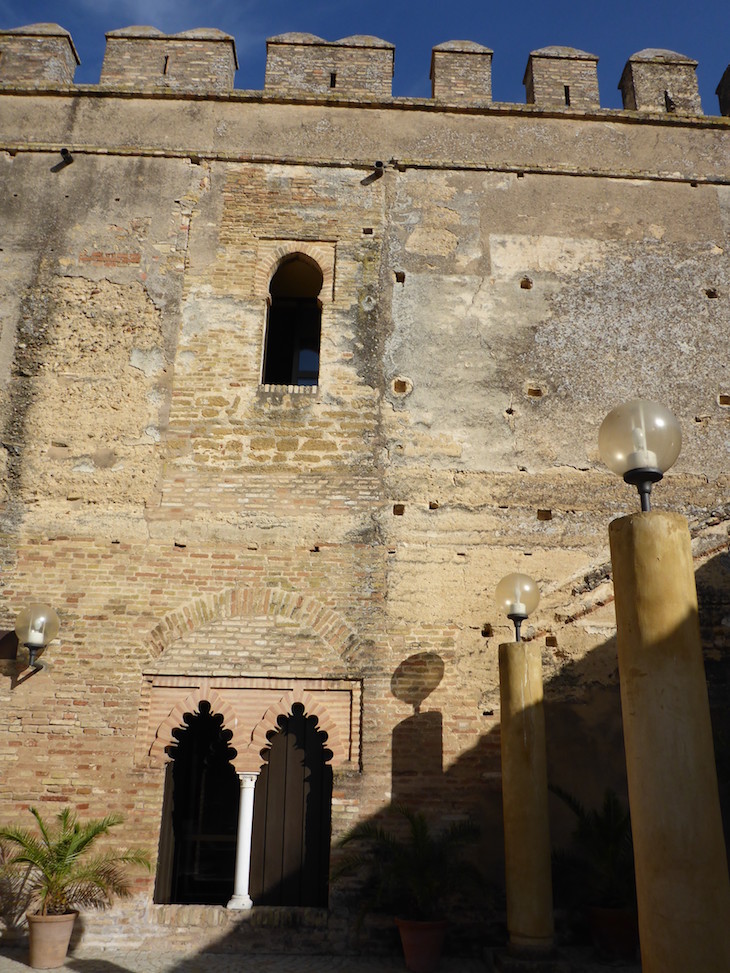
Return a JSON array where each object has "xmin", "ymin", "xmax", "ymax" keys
[
  {"xmin": 249, "ymin": 703, "xmax": 333, "ymax": 906},
  {"xmin": 160, "ymin": 701, "xmax": 239, "ymax": 905},
  {"xmin": 262, "ymin": 255, "xmax": 323, "ymax": 387}
]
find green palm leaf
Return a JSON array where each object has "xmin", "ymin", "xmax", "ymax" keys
[
  {"xmin": 0, "ymin": 807, "xmax": 150, "ymax": 916},
  {"xmin": 332, "ymin": 803, "xmax": 481, "ymax": 922}
]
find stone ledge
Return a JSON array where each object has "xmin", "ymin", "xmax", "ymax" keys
[{"xmin": 151, "ymin": 904, "xmax": 330, "ymax": 928}]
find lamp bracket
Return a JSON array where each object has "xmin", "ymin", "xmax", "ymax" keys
[
  {"xmin": 623, "ymin": 467, "xmax": 663, "ymax": 512},
  {"xmin": 623, "ymin": 467, "xmax": 663, "ymax": 487},
  {"xmin": 507, "ymin": 611, "xmax": 528, "ymax": 643}
]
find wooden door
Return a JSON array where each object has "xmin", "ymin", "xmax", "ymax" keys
[{"xmin": 249, "ymin": 703, "xmax": 333, "ymax": 906}]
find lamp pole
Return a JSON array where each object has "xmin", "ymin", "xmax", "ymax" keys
[
  {"xmin": 600, "ymin": 401, "xmax": 730, "ymax": 973},
  {"xmin": 496, "ymin": 576, "xmax": 554, "ymax": 956}
]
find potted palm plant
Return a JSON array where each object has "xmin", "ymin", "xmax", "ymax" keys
[
  {"xmin": 332, "ymin": 804, "xmax": 481, "ymax": 973},
  {"xmin": 550, "ymin": 785, "xmax": 638, "ymax": 959},
  {"xmin": 0, "ymin": 806, "xmax": 150, "ymax": 969}
]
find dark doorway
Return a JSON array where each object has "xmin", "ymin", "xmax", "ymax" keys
[
  {"xmin": 249, "ymin": 703, "xmax": 333, "ymax": 906},
  {"xmin": 167, "ymin": 701, "xmax": 239, "ymax": 905},
  {"xmin": 262, "ymin": 255, "xmax": 323, "ymax": 386}
]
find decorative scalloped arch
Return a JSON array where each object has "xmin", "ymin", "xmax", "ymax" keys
[
  {"xmin": 241, "ymin": 689, "xmax": 343, "ymax": 773},
  {"xmin": 149, "ymin": 687, "xmax": 244, "ymax": 768},
  {"xmin": 254, "ymin": 240, "xmax": 335, "ymax": 301},
  {"xmin": 144, "ymin": 586, "xmax": 359, "ymax": 666}
]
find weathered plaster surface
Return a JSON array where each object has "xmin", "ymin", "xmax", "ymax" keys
[{"xmin": 0, "ymin": 75, "xmax": 729, "ymax": 952}]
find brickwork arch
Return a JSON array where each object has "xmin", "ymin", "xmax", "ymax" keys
[
  {"xmin": 149, "ymin": 687, "xmax": 243, "ymax": 768},
  {"xmin": 242, "ymin": 689, "xmax": 342, "ymax": 773},
  {"xmin": 254, "ymin": 240, "xmax": 335, "ymax": 301},
  {"xmin": 145, "ymin": 585, "xmax": 359, "ymax": 666}
]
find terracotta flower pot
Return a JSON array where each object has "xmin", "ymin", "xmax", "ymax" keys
[
  {"xmin": 395, "ymin": 917, "xmax": 448, "ymax": 973},
  {"xmin": 588, "ymin": 905, "xmax": 639, "ymax": 960},
  {"xmin": 27, "ymin": 912, "xmax": 77, "ymax": 969}
]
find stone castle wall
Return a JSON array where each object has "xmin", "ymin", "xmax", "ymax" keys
[
  {"xmin": 0, "ymin": 21, "xmax": 729, "ymax": 957},
  {"xmin": 1, "ymin": 23, "xmax": 728, "ymax": 115}
]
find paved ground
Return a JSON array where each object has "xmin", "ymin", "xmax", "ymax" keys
[
  {"xmin": 0, "ymin": 945, "xmax": 641, "ymax": 972},
  {"xmin": 0, "ymin": 949, "xmax": 480, "ymax": 972}
]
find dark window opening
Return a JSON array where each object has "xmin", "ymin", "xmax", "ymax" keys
[
  {"xmin": 165, "ymin": 701, "xmax": 239, "ymax": 905},
  {"xmin": 263, "ymin": 255, "xmax": 323, "ymax": 387},
  {"xmin": 664, "ymin": 90, "xmax": 676, "ymax": 112},
  {"xmin": 330, "ymin": 72, "xmax": 337, "ymax": 88},
  {"xmin": 163, "ymin": 55, "xmax": 170, "ymax": 76},
  {"xmin": 564, "ymin": 85, "xmax": 571, "ymax": 106}
]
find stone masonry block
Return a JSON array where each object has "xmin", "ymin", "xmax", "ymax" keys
[
  {"xmin": 265, "ymin": 33, "xmax": 394, "ymax": 99},
  {"xmin": 100, "ymin": 26, "xmax": 237, "ymax": 92},
  {"xmin": 0, "ymin": 23, "xmax": 79, "ymax": 84},
  {"xmin": 430, "ymin": 40, "xmax": 493, "ymax": 105},
  {"xmin": 717, "ymin": 65, "xmax": 730, "ymax": 116},
  {"xmin": 619, "ymin": 48, "xmax": 702, "ymax": 115},
  {"xmin": 523, "ymin": 46, "xmax": 599, "ymax": 109}
]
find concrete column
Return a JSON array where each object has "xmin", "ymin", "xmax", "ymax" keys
[
  {"xmin": 499, "ymin": 640, "xmax": 554, "ymax": 952},
  {"xmin": 227, "ymin": 771, "xmax": 259, "ymax": 910},
  {"xmin": 609, "ymin": 511, "xmax": 730, "ymax": 973}
]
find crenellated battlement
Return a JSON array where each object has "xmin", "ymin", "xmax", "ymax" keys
[
  {"xmin": 524, "ymin": 47, "xmax": 600, "ymax": 110},
  {"xmin": 0, "ymin": 22, "xmax": 79, "ymax": 84},
  {"xmin": 430, "ymin": 41, "xmax": 493, "ymax": 105},
  {"xmin": 0, "ymin": 22, "xmax": 727, "ymax": 117},
  {"xmin": 264, "ymin": 33, "xmax": 394, "ymax": 99},
  {"xmin": 100, "ymin": 26, "xmax": 237, "ymax": 93},
  {"xmin": 618, "ymin": 49, "xmax": 701, "ymax": 114}
]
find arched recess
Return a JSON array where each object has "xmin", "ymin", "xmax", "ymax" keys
[
  {"xmin": 150, "ymin": 687, "xmax": 244, "ymax": 768},
  {"xmin": 262, "ymin": 253, "xmax": 323, "ymax": 386},
  {"xmin": 154, "ymin": 700, "xmax": 239, "ymax": 906},
  {"xmin": 248, "ymin": 697, "xmax": 334, "ymax": 907},
  {"xmin": 143, "ymin": 586, "xmax": 360, "ymax": 666},
  {"xmin": 137, "ymin": 588, "xmax": 362, "ymax": 771},
  {"xmin": 245, "ymin": 689, "xmax": 343, "ymax": 772},
  {"xmin": 254, "ymin": 241, "xmax": 336, "ymax": 302}
]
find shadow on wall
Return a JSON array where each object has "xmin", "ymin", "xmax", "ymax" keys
[
  {"xmin": 132, "ymin": 627, "xmax": 634, "ymax": 959},
  {"xmin": 5, "ymin": 550, "xmax": 727, "ymax": 964}
]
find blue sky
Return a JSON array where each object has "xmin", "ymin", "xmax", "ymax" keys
[{"xmin": 1, "ymin": 0, "xmax": 727, "ymax": 113}]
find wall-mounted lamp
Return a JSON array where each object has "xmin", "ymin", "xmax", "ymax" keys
[
  {"xmin": 14, "ymin": 603, "xmax": 60, "ymax": 669},
  {"xmin": 598, "ymin": 399, "xmax": 682, "ymax": 512},
  {"xmin": 496, "ymin": 573, "xmax": 540, "ymax": 642}
]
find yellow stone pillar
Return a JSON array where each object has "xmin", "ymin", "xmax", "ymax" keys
[
  {"xmin": 609, "ymin": 510, "xmax": 730, "ymax": 973},
  {"xmin": 499, "ymin": 640, "xmax": 554, "ymax": 952}
]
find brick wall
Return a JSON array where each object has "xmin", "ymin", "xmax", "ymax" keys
[
  {"xmin": 619, "ymin": 49, "xmax": 702, "ymax": 114},
  {"xmin": 524, "ymin": 47, "xmax": 599, "ymax": 109},
  {"xmin": 430, "ymin": 42, "xmax": 493, "ymax": 104},
  {"xmin": 718, "ymin": 66, "xmax": 730, "ymax": 116},
  {"xmin": 1, "ymin": 41, "xmax": 729, "ymax": 956},
  {"xmin": 0, "ymin": 24, "xmax": 78, "ymax": 84},
  {"xmin": 265, "ymin": 34, "xmax": 394, "ymax": 99},
  {"xmin": 100, "ymin": 28, "xmax": 237, "ymax": 92}
]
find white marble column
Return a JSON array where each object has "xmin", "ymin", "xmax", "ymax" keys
[{"xmin": 227, "ymin": 771, "xmax": 259, "ymax": 910}]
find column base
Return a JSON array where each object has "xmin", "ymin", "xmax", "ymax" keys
[{"xmin": 226, "ymin": 893, "xmax": 254, "ymax": 910}]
